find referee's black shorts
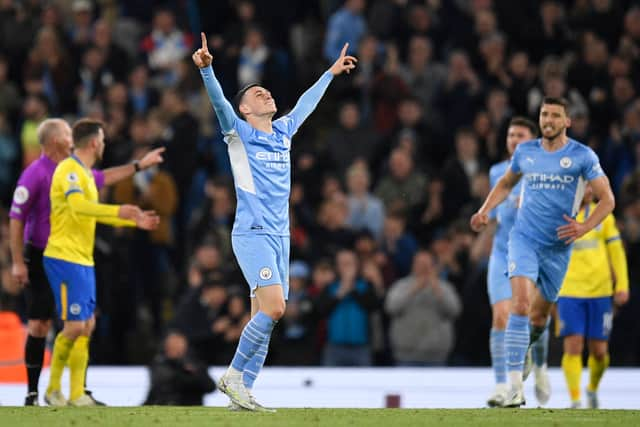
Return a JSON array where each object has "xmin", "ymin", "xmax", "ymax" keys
[{"xmin": 24, "ymin": 243, "xmax": 56, "ymax": 321}]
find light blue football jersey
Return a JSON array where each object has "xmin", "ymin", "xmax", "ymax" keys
[
  {"xmin": 200, "ymin": 65, "xmax": 334, "ymax": 236},
  {"xmin": 509, "ymin": 138, "xmax": 605, "ymax": 246},
  {"xmin": 488, "ymin": 159, "xmax": 522, "ymax": 258}
]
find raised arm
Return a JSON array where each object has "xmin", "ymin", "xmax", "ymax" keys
[
  {"xmin": 193, "ymin": 32, "xmax": 237, "ymax": 134},
  {"xmin": 285, "ymin": 43, "xmax": 357, "ymax": 133},
  {"xmin": 102, "ymin": 147, "xmax": 165, "ymax": 186},
  {"xmin": 470, "ymin": 168, "xmax": 522, "ymax": 232}
]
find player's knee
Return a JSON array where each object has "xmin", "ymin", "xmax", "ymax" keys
[
  {"xmin": 590, "ymin": 344, "xmax": 608, "ymax": 360},
  {"xmin": 28, "ymin": 320, "xmax": 50, "ymax": 337},
  {"xmin": 564, "ymin": 336, "xmax": 583, "ymax": 354},
  {"xmin": 84, "ymin": 317, "xmax": 96, "ymax": 336},
  {"xmin": 493, "ymin": 309, "xmax": 509, "ymax": 329},
  {"xmin": 511, "ymin": 298, "xmax": 529, "ymax": 315},
  {"xmin": 529, "ymin": 311, "xmax": 547, "ymax": 327},
  {"xmin": 63, "ymin": 322, "xmax": 85, "ymax": 339},
  {"xmin": 270, "ymin": 307, "xmax": 286, "ymax": 320},
  {"xmin": 265, "ymin": 302, "xmax": 286, "ymax": 320}
]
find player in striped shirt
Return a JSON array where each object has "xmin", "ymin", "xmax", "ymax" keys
[
  {"xmin": 557, "ymin": 183, "xmax": 629, "ymax": 408},
  {"xmin": 193, "ymin": 32, "xmax": 356, "ymax": 411}
]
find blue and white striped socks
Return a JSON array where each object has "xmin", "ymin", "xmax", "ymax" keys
[
  {"xmin": 505, "ymin": 314, "xmax": 530, "ymax": 387},
  {"xmin": 531, "ymin": 325, "xmax": 549, "ymax": 368},
  {"xmin": 490, "ymin": 328, "xmax": 507, "ymax": 385},
  {"xmin": 243, "ymin": 334, "xmax": 271, "ymax": 390},
  {"xmin": 230, "ymin": 311, "xmax": 275, "ymax": 373}
]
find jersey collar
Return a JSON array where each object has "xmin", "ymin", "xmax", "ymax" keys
[{"xmin": 70, "ymin": 153, "xmax": 91, "ymax": 172}]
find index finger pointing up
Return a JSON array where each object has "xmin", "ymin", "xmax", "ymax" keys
[
  {"xmin": 201, "ymin": 32, "xmax": 208, "ymax": 50},
  {"xmin": 340, "ymin": 43, "xmax": 349, "ymax": 57}
]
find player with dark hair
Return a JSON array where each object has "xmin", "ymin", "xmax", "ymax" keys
[
  {"xmin": 39, "ymin": 119, "xmax": 159, "ymax": 406},
  {"xmin": 484, "ymin": 117, "xmax": 552, "ymax": 407},
  {"xmin": 9, "ymin": 118, "xmax": 164, "ymax": 406},
  {"xmin": 471, "ymin": 97, "xmax": 615, "ymax": 407},
  {"xmin": 193, "ymin": 32, "xmax": 356, "ymax": 411}
]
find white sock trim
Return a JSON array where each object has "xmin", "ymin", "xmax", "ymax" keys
[{"xmin": 509, "ymin": 370, "xmax": 523, "ymax": 388}]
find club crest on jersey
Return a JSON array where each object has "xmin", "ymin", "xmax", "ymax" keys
[
  {"xmin": 70, "ymin": 303, "xmax": 82, "ymax": 315},
  {"xmin": 560, "ymin": 157, "xmax": 572, "ymax": 168},
  {"xmin": 283, "ymin": 136, "xmax": 291, "ymax": 149},
  {"xmin": 13, "ymin": 186, "xmax": 29, "ymax": 205},
  {"xmin": 67, "ymin": 172, "xmax": 79, "ymax": 182},
  {"xmin": 259, "ymin": 267, "xmax": 273, "ymax": 280}
]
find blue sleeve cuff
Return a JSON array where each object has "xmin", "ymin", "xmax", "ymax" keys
[{"xmin": 64, "ymin": 189, "xmax": 83, "ymax": 197}]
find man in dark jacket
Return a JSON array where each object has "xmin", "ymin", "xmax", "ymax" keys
[{"xmin": 144, "ymin": 333, "xmax": 216, "ymax": 406}]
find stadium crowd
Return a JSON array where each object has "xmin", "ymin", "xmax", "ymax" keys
[{"xmin": 1, "ymin": 0, "xmax": 640, "ymax": 369}]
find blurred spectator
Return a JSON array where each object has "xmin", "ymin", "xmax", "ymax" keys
[
  {"xmin": 93, "ymin": 19, "xmax": 132, "ymax": 82},
  {"xmin": 397, "ymin": 35, "xmax": 446, "ymax": 137},
  {"xmin": 237, "ymin": 26, "xmax": 269, "ymax": 88},
  {"xmin": 435, "ymin": 50, "xmax": 482, "ymax": 141},
  {"xmin": 369, "ymin": 42, "xmax": 409, "ymax": 134},
  {"xmin": 441, "ymin": 128, "xmax": 487, "ymax": 220},
  {"xmin": 143, "ymin": 332, "xmax": 216, "ymax": 405},
  {"xmin": 0, "ymin": 112, "xmax": 19, "ymax": 205},
  {"xmin": 215, "ymin": 292, "xmax": 251, "ymax": 363},
  {"xmin": 170, "ymin": 278, "xmax": 229, "ymax": 364},
  {"xmin": 19, "ymin": 94, "xmax": 49, "ymax": 168},
  {"xmin": 505, "ymin": 51, "xmax": 535, "ymax": 116},
  {"xmin": 380, "ymin": 210, "xmax": 418, "ymax": 278},
  {"xmin": 112, "ymin": 144, "xmax": 178, "ymax": 334},
  {"xmin": 326, "ymin": 101, "xmax": 380, "ymax": 176},
  {"xmin": 23, "ymin": 27, "xmax": 75, "ymax": 113},
  {"xmin": 272, "ymin": 261, "xmax": 317, "ymax": 365},
  {"xmin": 317, "ymin": 249, "xmax": 379, "ymax": 366},
  {"xmin": 385, "ymin": 250, "xmax": 461, "ymax": 365},
  {"xmin": 345, "ymin": 162, "xmax": 385, "ymax": 241},
  {"xmin": 309, "ymin": 196, "xmax": 356, "ymax": 259},
  {"xmin": 0, "ymin": 55, "xmax": 21, "ymax": 121},
  {"xmin": 188, "ymin": 178, "xmax": 235, "ymax": 261},
  {"xmin": 324, "ymin": 0, "xmax": 367, "ymax": 61},
  {"xmin": 374, "ymin": 147, "xmax": 427, "ymax": 212},
  {"xmin": 186, "ymin": 243, "xmax": 226, "ymax": 290},
  {"xmin": 128, "ymin": 64, "xmax": 159, "ymax": 115},
  {"xmin": 140, "ymin": 8, "xmax": 193, "ymax": 85},
  {"xmin": 388, "ymin": 96, "xmax": 442, "ymax": 172},
  {"xmin": 76, "ymin": 45, "xmax": 115, "ymax": 116},
  {"xmin": 68, "ymin": 0, "xmax": 94, "ymax": 55}
]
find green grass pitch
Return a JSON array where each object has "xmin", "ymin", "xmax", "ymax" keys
[{"xmin": 2, "ymin": 407, "xmax": 640, "ymax": 427}]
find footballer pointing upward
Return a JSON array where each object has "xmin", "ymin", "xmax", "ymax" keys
[{"xmin": 193, "ymin": 32, "xmax": 356, "ymax": 411}]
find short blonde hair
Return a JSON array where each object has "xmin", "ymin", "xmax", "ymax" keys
[{"xmin": 36, "ymin": 118, "xmax": 68, "ymax": 146}]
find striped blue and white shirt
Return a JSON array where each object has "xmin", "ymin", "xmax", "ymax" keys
[
  {"xmin": 509, "ymin": 138, "xmax": 605, "ymax": 247},
  {"xmin": 488, "ymin": 159, "xmax": 521, "ymax": 259},
  {"xmin": 200, "ymin": 65, "xmax": 334, "ymax": 236}
]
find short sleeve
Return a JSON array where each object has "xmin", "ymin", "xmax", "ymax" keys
[
  {"xmin": 92, "ymin": 169, "xmax": 105, "ymax": 190},
  {"xmin": 9, "ymin": 169, "xmax": 39, "ymax": 221},
  {"xmin": 582, "ymin": 148, "xmax": 605, "ymax": 182},
  {"xmin": 509, "ymin": 145, "xmax": 523, "ymax": 175}
]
